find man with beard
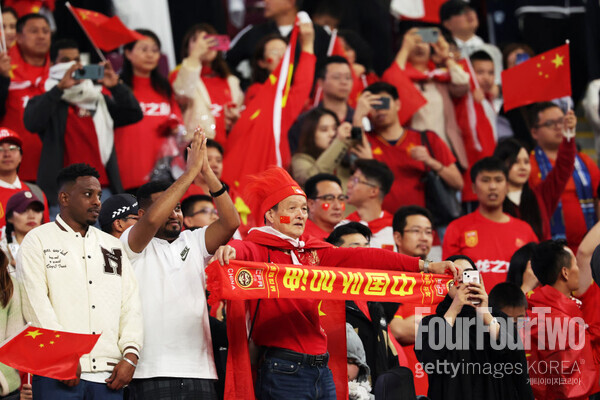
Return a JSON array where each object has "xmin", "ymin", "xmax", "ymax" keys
[
  {"xmin": 120, "ymin": 130, "xmax": 239, "ymax": 399},
  {"xmin": 17, "ymin": 163, "xmax": 143, "ymax": 398}
]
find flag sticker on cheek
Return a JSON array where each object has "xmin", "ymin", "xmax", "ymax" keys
[
  {"xmin": 321, "ymin": 203, "xmax": 330, "ymax": 211},
  {"xmin": 341, "ymin": 202, "xmax": 346, "ymax": 211},
  {"xmin": 280, "ymin": 216, "xmax": 291, "ymax": 224}
]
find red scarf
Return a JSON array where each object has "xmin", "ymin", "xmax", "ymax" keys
[
  {"xmin": 346, "ymin": 211, "xmax": 393, "ymax": 234},
  {"xmin": 403, "ymin": 61, "xmax": 450, "ymax": 83}
]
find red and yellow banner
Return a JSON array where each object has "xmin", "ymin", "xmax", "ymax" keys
[{"xmin": 206, "ymin": 260, "xmax": 451, "ymax": 305}]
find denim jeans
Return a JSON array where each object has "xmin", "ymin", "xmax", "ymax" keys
[
  {"xmin": 255, "ymin": 356, "xmax": 336, "ymax": 400},
  {"xmin": 32, "ymin": 376, "xmax": 123, "ymax": 400}
]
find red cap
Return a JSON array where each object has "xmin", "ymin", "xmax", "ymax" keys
[
  {"xmin": 0, "ymin": 128, "xmax": 22, "ymax": 147},
  {"xmin": 243, "ymin": 166, "xmax": 306, "ymax": 221}
]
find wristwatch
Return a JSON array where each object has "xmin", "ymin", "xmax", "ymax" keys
[
  {"xmin": 423, "ymin": 259, "xmax": 432, "ymax": 273},
  {"xmin": 209, "ymin": 183, "xmax": 228, "ymax": 198}
]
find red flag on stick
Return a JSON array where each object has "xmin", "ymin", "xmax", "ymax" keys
[
  {"xmin": 502, "ymin": 44, "xmax": 571, "ymax": 111},
  {"xmin": 67, "ymin": 4, "xmax": 145, "ymax": 52},
  {"xmin": 0, "ymin": 325, "xmax": 100, "ymax": 380}
]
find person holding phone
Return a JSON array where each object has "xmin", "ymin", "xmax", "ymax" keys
[
  {"xmin": 170, "ymin": 24, "xmax": 243, "ymax": 145},
  {"xmin": 24, "ymin": 39, "xmax": 143, "ymax": 217},
  {"xmin": 382, "ymin": 26, "xmax": 470, "ymax": 162},
  {"xmin": 416, "ymin": 255, "xmax": 533, "ymax": 400},
  {"xmin": 362, "ymin": 82, "xmax": 463, "ymax": 215}
]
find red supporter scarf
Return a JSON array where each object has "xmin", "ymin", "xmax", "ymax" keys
[
  {"xmin": 403, "ymin": 61, "xmax": 450, "ymax": 83},
  {"xmin": 346, "ymin": 211, "xmax": 393, "ymax": 234},
  {"xmin": 207, "ymin": 255, "xmax": 450, "ymax": 400}
]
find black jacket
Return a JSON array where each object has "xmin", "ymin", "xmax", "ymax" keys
[
  {"xmin": 23, "ymin": 83, "xmax": 143, "ymax": 205},
  {"xmin": 415, "ymin": 296, "xmax": 533, "ymax": 400}
]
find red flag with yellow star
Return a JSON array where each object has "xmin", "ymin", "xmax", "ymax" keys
[
  {"xmin": 67, "ymin": 5, "xmax": 145, "ymax": 51},
  {"xmin": 0, "ymin": 325, "xmax": 99, "ymax": 380},
  {"xmin": 502, "ymin": 44, "xmax": 571, "ymax": 111}
]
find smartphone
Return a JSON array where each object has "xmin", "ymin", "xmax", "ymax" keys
[
  {"xmin": 515, "ymin": 52, "xmax": 530, "ymax": 66},
  {"xmin": 206, "ymin": 34, "xmax": 231, "ymax": 51},
  {"xmin": 463, "ymin": 270, "xmax": 481, "ymax": 305},
  {"xmin": 417, "ymin": 27, "xmax": 439, "ymax": 44},
  {"xmin": 372, "ymin": 97, "xmax": 390, "ymax": 110},
  {"xmin": 350, "ymin": 126, "xmax": 362, "ymax": 141},
  {"xmin": 72, "ymin": 64, "xmax": 104, "ymax": 80}
]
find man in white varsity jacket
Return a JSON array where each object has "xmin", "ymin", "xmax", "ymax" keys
[{"xmin": 16, "ymin": 163, "xmax": 143, "ymax": 400}]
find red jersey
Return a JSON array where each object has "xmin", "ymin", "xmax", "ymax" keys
[
  {"xmin": 2, "ymin": 45, "xmax": 49, "ymax": 182},
  {"xmin": 0, "ymin": 181, "xmax": 50, "ymax": 228},
  {"xmin": 577, "ymin": 283, "xmax": 600, "ymax": 365},
  {"xmin": 169, "ymin": 66, "xmax": 233, "ymax": 145},
  {"xmin": 368, "ymin": 129, "xmax": 456, "ymax": 214},
  {"xmin": 114, "ymin": 76, "xmax": 182, "ymax": 190},
  {"xmin": 229, "ymin": 229, "xmax": 420, "ymax": 354},
  {"xmin": 63, "ymin": 106, "xmax": 108, "ymax": 186},
  {"xmin": 530, "ymin": 151, "xmax": 600, "ymax": 252},
  {"xmin": 527, "ymin": 285, "xmax": 600, "ymax": 399},
  {"xmin": 303, "ymin": 218, "xmax": 331, "ymax": 241},
  {"xmin": 442, "ymin": 209, "xmax": 538, "ymax": 290}
]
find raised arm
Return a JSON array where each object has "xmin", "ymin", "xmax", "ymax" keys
[
  {"xmin": 203, "ymin": 156, "xmax": 240, "ymax": 254},
  {"xmin": 574, "ymin": 219, "xmax": 600, "ymax": 297},
  {"xmin": 126, "ymin": 129, "xmax": 206, "ymax": 253}
]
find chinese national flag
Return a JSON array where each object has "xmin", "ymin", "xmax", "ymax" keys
[
  {"xmin": 68, "ymin": 5, "xmax": 145, "ymax": 51},
  {"xmin": 502, "ymin": 44, "xmax": 571, "ymax": 111},
  {"xmin": 381, "ymin": 62, "xmax": 427, "ymax": 125},
  {"xmin": 0, "ymin": 325, "xmax": 100, "ymax": 380},
  {"xmin": 223, "ymin": 15, "xmax": 315, "ymax": 192}
]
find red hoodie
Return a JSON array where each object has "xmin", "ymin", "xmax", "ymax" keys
[{"xmin": 527, "ymin": 285, "xmax": 600, "ymax": 399}]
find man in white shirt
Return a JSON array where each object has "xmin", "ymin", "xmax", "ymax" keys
[
  {"xmin": 121, "ymin": 131, "xmax": 240, "ymax": 399},
  {"xmin": 17, "ymin": 163, "xmax": 143, "ymax": 399}
]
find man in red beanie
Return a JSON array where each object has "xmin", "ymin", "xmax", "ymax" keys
[
  {"xmin": 214, "ymin": 166, "xmax": 457, "ymax": 400},
  {"xmin": 0, "ymin": 127, "xmax": 49, "ymax": 228}
]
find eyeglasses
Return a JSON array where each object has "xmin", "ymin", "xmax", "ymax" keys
[
  {"xmin": 314, "ymin": 194, "xmax": 348, "ymax": 203},
  {"xmin": 535, "ymin": 117, "xmax": 564, "ymax": 129},
  {"xmin": 403, "ymin": 228, "xmax": 434, "ymax": 236},
  {"xmin": 349, "ymin": 176, "xmax": 378, "ymax": 188},
  {"xmin": 0, "ymin": 145, "xmax": 20, "ymax": 154},
  {"xmin": 189, "ymin": 208, "xmax": 218, "ymax": 217}
]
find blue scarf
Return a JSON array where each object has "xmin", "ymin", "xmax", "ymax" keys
[{"xmin": 534, "ymin": 146, "xmax": 596, "ymax": 240}]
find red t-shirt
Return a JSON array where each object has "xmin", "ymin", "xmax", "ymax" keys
[
  {"xmin": 1, "ymin": 45, "xmax": 49, "ymax": 182},
  {"xmin": 368, "ymin": 129, "xmax": 456, "ymax": 214},
  {"xmin": 303, "ymin": 218, "xmax": 331, "ymax": 241},
  {"xmin": 169, "ymin": 66, "xmax": 233, "ymax": 145},
  {"xmin": 63, "ymin": 106, "xmax": 108, "ymax": 186},
  {"xmin": 114, "ymin": 76, "xmax": 182, "ymax": 190},
  {"xmin": 0, "ymin": 183, "xmax": 50, "ymax": 229},
  {"xmin": 529, "ymin": 151, "xmax": 600, "ymax": 252},
  {"xmin": 442, "ymin": 209, "xmax": 539, "ymax": 290}
]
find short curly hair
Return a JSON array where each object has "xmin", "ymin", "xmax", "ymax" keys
[{"xmin": 57, "ymin": 163, "xmax": 100, "ymax": 189}]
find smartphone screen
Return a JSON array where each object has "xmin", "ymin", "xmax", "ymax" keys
[
  {"xmin": 72, "ymin": 65, "xmax": 104, "ymax": 80},
  {"xmin": 515, "ymin": 53, "xmax": 530, "ymax": 66},
  {"xmin": 417, "ymin": 27, "xmax": 439, "ymax": 44},
  {"xmin": 372, "ymin": 97, "xmax": 390, "ymax": 110},
  {"xmin": 206, "ymin": 34, "xmax": 230, "ymax": 51}
]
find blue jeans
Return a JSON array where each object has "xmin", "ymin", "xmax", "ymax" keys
[
  {"xmin": 32, "ymin": 376, "xmax": 123, "ymax": 400},
  {"xmin": 255, "ymin": 356, "xmax": 336, "ymax": 400}
]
